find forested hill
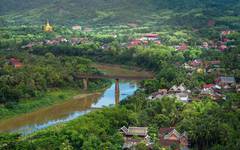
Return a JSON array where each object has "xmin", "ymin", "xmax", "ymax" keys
[{"xmin": 0, "ymin": 0, "xmax": 240, "ymax": 27}]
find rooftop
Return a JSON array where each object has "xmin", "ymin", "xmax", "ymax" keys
[{"xmin": 121, "ymin": 126, "xmax": 148, "ymax": 136}]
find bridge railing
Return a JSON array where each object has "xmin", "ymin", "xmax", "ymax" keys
[{"xmin": 74, "ymin": 74, "xmax": 154, "ymax": 80}]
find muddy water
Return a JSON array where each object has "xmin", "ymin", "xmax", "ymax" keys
[{"xmin": 0, "ymin": 82, "xmax": 138, "ymax": 135}]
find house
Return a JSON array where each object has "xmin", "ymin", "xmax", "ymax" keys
[
  {"xmin": 176, "ymin": 43, "xmax": 188, "ymax": 51},
  {"xmin": 221, "ymin": 30, "xmax": 232, "ymax": 37},
  {"xmin": 72, "ymin": 25, "xmax": 82, "ymax": 30},
  {"xmin": 202, "ymin": 42, "xmax": 209, "ymax": 49},
  {"xmin": 199, "ymin": 89, "xmax": 225, "ymax": 100},
  {"xmin": 203, "ymin": 83, "xmax": 221, "ymax": 92},
  {"xmin": 182, "ymin": 63, "xmax": 194, "ymax": 72},
  {"xmin": 83, "ymin": 27, "xmax": 92, "ymax": 32},
  {"xmin": 159, "ymin": 128, "xmax": 189, "ymax": 150},
  {"xmin": 203, "ymin": 84, "xmax": 215, "ymax": 89},
  {"xmin": 149, "ymin": 86, "xmax": 191, "ymax": 102},
  {"xmin": 45, "ymin": 39, "xmax": 59, "ymax": 45},
  {"xmin": 148, "ymin": 89, "xmax": 168, "ymax": 100},
  {"xmin": 128, "ymin": 39, "xmax": 142, "ymax": 48},
  {"xmin": 55, "ymin": 37, "xmax": 68, "ymax": 43},
  {"xmin": 190, "ymin": 60, "xmax": 202, "ymax": 67},
  {"xmin": 21, "ymin": 42, "xmax": 43, "ymax": 49},
  {"xmin": 198, "ymin": 83, "xmax": 225, "ymax": 100},
  {"xmin": 127, "ymin": 23, "xmax": 138, "ymax": 28},
  {"xmin": 168, "ymin": 84, "xmax": 189, "ymax": 94},
  {"xmin": 9, "ymin": 58, "xmax": 23, "ymax": 68},
  {"xmin": 207, "ymin": 60, "xmax": 221, "ymax": 68},
  {"xmin": 21, "ymin": 43, "xmax": 35, "ymax": 49},
  {"xmin": 141, "ymin": 34, "xmax": 159, "ymax": 41},
  {"xmin": 218, "ymin": 44, "xmax": 228, "ymax": 52},
  {"xmin": 71, "ymin": 38, "xmax": 82, "ymax": 45},
  {"xmin": 175, "ymin": 93, "xmax": 191, "ymax": 102},
  {"xmin": 215, "ymin": 76, "xmax": 236, "ymax": 89},
  {"xmin": 120, "ymin": 126, "xmax": 151, "ymax": 149},
  {"xmin": 236, "ymin": 84, "xmax": 240, "ymax": 93}
]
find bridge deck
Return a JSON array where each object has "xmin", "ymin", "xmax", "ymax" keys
[{"xmin": 75, "ymin": 74, "xmax": 154, "ymax": 80}]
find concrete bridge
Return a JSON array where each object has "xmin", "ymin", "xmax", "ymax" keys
[{"xmin": 75, "ymin": 74, "xmax": 154, "ymax": 104}]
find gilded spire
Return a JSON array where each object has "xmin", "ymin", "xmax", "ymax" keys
[{"xmin": 43, "ymin": 19, "xmax": 53, "ymax": 32}]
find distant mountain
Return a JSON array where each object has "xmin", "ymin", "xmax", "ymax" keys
[{"xmin": 0, "ymin": 0, "xmax": 240, "ymax": 28}]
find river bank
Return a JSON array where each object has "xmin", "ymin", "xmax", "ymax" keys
[
  {"xmin": 0, "ymin": 89, "xmax": 85, "ymax": 121},
  {"xmin": 0, "ymin": 63, "xmax": 152, "ymax": 134},
  {"xmin": 0, "ymin": 82, "xmax": 138, "ymax": 134}
]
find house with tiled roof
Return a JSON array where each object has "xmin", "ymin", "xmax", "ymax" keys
[
  {"xmin": 176, "ymin": 43, "xmax": 188, "ymax": 51},
  {"xmin": 168, "ymin": 84, "xmax": 190, "ymax": 94},
  {"xmin": 215, "ymin": 76, "xmax": 236, "ymax": 90},
  {"xmin": 72, "ymin": 25, "xmax": 82, "ymax": 30},
  {"xmin": 9, "ymin": 58, "xmax": 23, "ymax": 68},
  {"xmin": 159, "ymin": 128, "xmax": 189, "ymax": 150},
  {"xmin": 148, "ymin": 84, "xmax": 191, "ymax": 102},
  {"xmin": 142, "ymin": 34, "xmax": 160, "ymax": 41},
  {"xmin": 120, "ymin": 126, "xmax": 151, "ymax": 149},
  {"xmin": 189, "ymin": 59, "xmax": 203, "ymax": 68},
  {"xmin": 236, "ymin": 84, "xmax": 240, "ymax": 93},
  {"xmin": 148, "ymin": 89, "xmax": 168, "ymax": 100}
]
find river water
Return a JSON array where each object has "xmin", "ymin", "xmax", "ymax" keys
[{"xmin": 0, "ymin": 81, "xmax": 138, "ymax": 135}]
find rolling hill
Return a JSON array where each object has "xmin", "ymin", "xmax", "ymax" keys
[{"xmin": 0, "ymin": 0, "xmax": 240, "ymax": 28}]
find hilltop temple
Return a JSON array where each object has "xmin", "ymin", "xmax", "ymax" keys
[{"xmin": 43, "ymin": 20, "xmax": 53, "ymax": 32}]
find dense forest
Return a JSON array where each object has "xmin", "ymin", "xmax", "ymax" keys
[
  {"xmin": 0, "ymin": 0, "xmax": 240, "ymax": 27},
  {"xmin": 0, "ymin": 51, "xmax": 109, "ymax": 104}
]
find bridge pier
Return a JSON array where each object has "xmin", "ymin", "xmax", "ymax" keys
[
  {"xmin": 83, "ymin": 78, "xmax": 88, "ymax": 90},
  {"xmin": 115, "ymin": 78, "xmax": 120, "ymax": 104}
]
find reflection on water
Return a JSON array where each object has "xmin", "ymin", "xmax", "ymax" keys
[
  {"xmin": 91, "ymin": 82, "xmax": 138, "ymax": 108},
  {"xmin": 0, "ymin": 82, "xmax": 138, "ymax": 135}
]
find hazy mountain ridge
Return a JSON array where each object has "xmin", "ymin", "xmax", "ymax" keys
[{"xmin": 0, "ymin": 0, "xmax": 240, "ymax": 27}]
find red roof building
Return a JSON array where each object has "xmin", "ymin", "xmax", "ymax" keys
[
  {"xmin": 159, "ymin": 128, "xmax": 189, "ymax": 150},
  {"xmin": 221, "ymin": 30, "xmax": 231, "ymax": 36},
  {"xmin": 142, "ymin": 34, "xmax": 160, "ymax": 41},
  {"xmin": 218, "ymin": 44, "xmax": 228, "ymax": 52},
  {"xmin": 144, "ymin": 33, "xmax": 159, "ymax": 38},
  {"xmin": 9, "ymin": 58, "xmax": 23, "ymax": 68},
  {"xmin": 209, "ymin": 60, "xmax": 221, "ymax": 65},
  {"xmin": 190, "ymin": 60, "xmax": 202, "ymax": 67},
  {"xmin": 177, "ymin": 43, "xmax": 188, "ymax": 51},
  {"xmin": 128, "ymin": 39, "xmax": 142, "ymax": 48},
  {"xmin": 203, "ymin": 84, "xmax": 215, "ymax": 89},
  {"xmin": 154, "ymin": 40, "xmax": 161, "ymax": 45}
]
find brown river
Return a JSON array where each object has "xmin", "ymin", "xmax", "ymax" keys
[{"xmin": 0, "ymin": 64, "xmax": 152, "ymax": 135}]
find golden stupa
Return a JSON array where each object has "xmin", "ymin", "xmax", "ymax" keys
[{"xmin": 43, "ymin": 20, "xmax": 53, "ymax": 32}]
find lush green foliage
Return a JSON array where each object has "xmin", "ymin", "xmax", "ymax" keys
[
  {"xmin": 0, "ymin": 1, "xmax": 240, "ymax": 149},
  {"xmin": 1, "ymin": 0, "xmax": 240, "ymax": 28},
  {"xmin": 1, "ymin": 92, "xmax": 239, "ymax": 150},
  {"xmin": 0, "ymin": 51, "xmax": 107, "ymax": 104}
]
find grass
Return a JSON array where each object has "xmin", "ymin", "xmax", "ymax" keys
[{"xmin": 0, "ymin": 88, "xmax": 82, "ymax": 121}]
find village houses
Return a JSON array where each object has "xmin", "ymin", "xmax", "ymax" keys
[
  {"xmin": 128, "ymin": 33, "xmax": 161, "ymax": 48},
  {"xmin": 199, "ymin": 84, "xmax": 225, "ymax": 101},
  {"xmin": 148, "ymin": 83, "xmax": 191, "ymax": 102}
]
